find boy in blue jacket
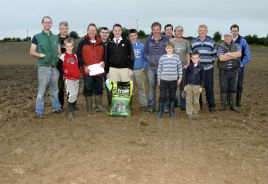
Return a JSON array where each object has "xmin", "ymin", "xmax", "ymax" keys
[{"xmin": 129, "ymin": 29, "xmax": 148, "ymax": 110}]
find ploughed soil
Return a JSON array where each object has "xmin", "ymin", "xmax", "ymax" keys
[{"xmin": 0, "ymin": 42, "xmax": 267, "ymax": 184}]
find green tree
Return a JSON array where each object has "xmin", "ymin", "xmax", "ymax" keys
[
  {"xmin": 69, "ymin": 31, "xmax": 79, "ymax": 39},
  {"xmin": 213, "ymin": 31, "xmax": 222, "ymax": 42},
  {"xmin": 138, "ymin": 30, "xmax": 146, "ymax": 38}
]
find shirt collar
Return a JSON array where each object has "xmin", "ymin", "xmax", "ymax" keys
[{"xmin": 113, "ymin": 37, "xmax": 122, "ymax": 42}]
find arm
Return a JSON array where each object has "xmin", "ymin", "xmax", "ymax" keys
[
  {"xmin": 129, "ymin": 40, "xmax": 134, "ymax": 70},
  {"xmin": 143, "ymin": 38, "xmax": 150, "ymax": 62},
  {"xmin": 186, "ymin": 41, "xmax": 191, "ymax": 66},
  {"xmin": 157, "ymin": 57, "xmax": 163, "ymax": 83},
  {"xmin": 30, "ymin": 43, "xmax": 45, "ymax": 58},
  {"xmin": 225, "ymin": 51, "xmax": 242, "ymax": 59},
  {"xmin": 241, "ymin": 39, "xmax": 251, "ymax": 66},
  {"xmin": 58, "ymin": 45, "xmax": 62, "ymax": 56}
]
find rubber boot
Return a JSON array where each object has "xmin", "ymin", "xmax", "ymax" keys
[
  {"xmin": 68, "ymin": 102, "xmax": 74, "ymax": 118},
  {"xmin": 169, "ymin": 101, "xmax": 175, "ymax": 119},
  {"xmin": 157, "ymin": 101, "xmax": 164, "ymax": 119},
  {"xmin": 236, "ymin": 91, "xmax": 242, "ymax": 106},
  {"xmin": 220, "ymin": 93, "xmax": 227, "ymax": 111},
  {"xmin": 85, "ymin": 96, "xmax": 93, "ymax": 114},
  {"xmin": 226, "ymin": 93, "xmax": 230, "ymax": 106},
  {"xmin": 230, "ymin": 93, "xmax": 240, "ymax": 113},
  {"xmin": 95, "ymin": 95, "xmax": 107, "ymax": 112},
  {"xmin": 73, "ymin": 101, "xmax": 79, "ymax": 111}
]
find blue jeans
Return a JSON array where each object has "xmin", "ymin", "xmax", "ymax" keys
[
  {"xmin": 199, "ymin": 67, "xmax": 215, "ymax": 108},
  {"xmin": 147, "ymin": 68, "xmax": 157, "ymax": 111},
  {"xmin": 36, "ymin": 67, "xmax": 62, "ymax": 115},
  {"xmin": 132, "ymin": 70, "xmax": 148, "ymax": 108}
]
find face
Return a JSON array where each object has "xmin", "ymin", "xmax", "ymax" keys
[
  {"xmin": 42, "ymin": 18, "xmax": 52, "ymax": 31},
  {"xmin": 87, "ymin": 25, "xmax": 97, "ymax": 39},
  {"xmin": 198, "ymin": 27, "xmax": 208, "ymax": 38},
  {"xmin": 231, "ymin": 27, "xmax": 239, "ymax": 38},
  {"xmin": 59, "ymin": 25, "xmax": 69, "ymax": 37},
  {"xmin": 165, "ymin": 26, "xmax": 173, "ymax": 38},
  {"xmin": 174, "ymin": 29, "xmax": 183, "ymax": 38},
  {"xmin": 129, "ymin": 33, "xmax": 138, "ymax": 43},
  {"xmin": 65, "ymin": 43, "xmax": 74, "ymax": 53},
  {"xmin": 152, "ymin": 26, "xmax": 161, "ymax": 37},
  {"xmin": 165, "ymin": 45, "xmax": 174, "ymax": 55},
  {"xmin": 191, "ymin": 55, "xmax": 200, "ymax": 64},
  {"xmin": 100, "ymin": 29, "xmax": 110, "ymax": 41},
  {"xmin": 113, "ymin": 26, "xmax": 122, "ymax": 38},
  {"xmin": 224, "ymin": 34, "xmax": 233, "ymax": 44}
]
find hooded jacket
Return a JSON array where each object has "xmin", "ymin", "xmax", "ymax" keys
[
  {"xmin": 234, "ymin": 35, "xmax": 251, "ymax": 68},
  {"xmin": 132, "ymin": 40, "xmax": 147, "ymax": 70}
]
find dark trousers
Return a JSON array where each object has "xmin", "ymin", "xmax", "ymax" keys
[
  {"xmin": 83, "ymin": 75, "xmax": 103, "ymax": 96},
  {"xmin": 159, "ymin": 80, "xmax": 177, "ymax": 103},
  {"xmin": 237, "ymin": 67, "xmax": 244, "ymax": 92},
  {"xmin": 219, "ymin": 70, "xmax": 238, "ymax": 93},
  {"xmin": 58, "ymin": 71, "xmax": 65, "ymax": 107},
  {"xmin": 199, "ymin": 67, "xmax": 215, "ymax": 108}
]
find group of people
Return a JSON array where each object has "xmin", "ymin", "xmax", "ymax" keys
[{"xmin": 30, "ymin": 16, "xmax": 251, "ymax": 119}]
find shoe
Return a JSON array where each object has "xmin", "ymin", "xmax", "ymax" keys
[
  {"xmin": 73, "ymin": 101, "xmax": 79, "ymax": 111},
  {"xmin": 36, "ymin": 114, "xmax": 43, "ymax": 118},
  {"xmin": 147, "ymin": 108, "xmax": 155, "ymax": 113},
  {"xmin": 209, "ymin": 107, "xmax": 216, "ymax": 112},
  {"xmin": 187, "ymin": 114, "xmax": 193, "ymax": 119},
  {"xmin": 230, "ymin": 93, "xmax": 240, "ymax": 113},
  {"xmin": 139, "ymin": 106, "xmax": 147, "ymax": 111},
  {"xmin": 180, "ymin": 107, "xmax": 186, "ymax": 111},
  {"xmin": 53, "ymin": 109, "xmax": 63, "ymax": 114},
  {"xmin": 157, "ymin": 101, "xmax": 164, "ymax": 118}
]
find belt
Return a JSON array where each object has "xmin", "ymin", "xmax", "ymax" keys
[{"xmin": 45, "ymin": 65, "xmax": 56, "ymax": 68}]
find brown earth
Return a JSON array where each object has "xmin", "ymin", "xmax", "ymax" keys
[{"xmin": 0, "ymin": 42, "xmax": 267, "ymax": 184}]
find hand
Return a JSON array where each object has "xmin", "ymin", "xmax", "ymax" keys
[
  {"xmin": 184, "ymin": 86, "xmax": 187, "ymax": 92},
  {"xmin": 199, "ymin": 87, "xmax": 203, "ymax": 94},
  {"xmin": 84, "ymin": 67, "xmax": 90, "ymax": 74},
  {"xmin": 39, "ymin": 53, "xmax": 45, "ymax": 58},
  {"xmin": 177, "ymin": 80, "xmax": 181, "ymax": 86},
  {"xmin": 128, "ymin": 69, "xmax": 133, "ymax": 78},
  {"xmin": 158, "ymin": 81, "xmax": 160, "ymax": 86},
  {"xmin": 106, "ymin": 73, "xmax": 110, "ymax": 79},
  {"xmin": 100, "ymin": 61, "xmax": 105, "ymax": 68},
  {"xmin": 183, "ymin": 64, "xmax": 189, "ymax": 69},
  {"xmin": 140, "ymin": 68, "xmax": 145, "ymax": 72},
  {"xmin": 240, "ymin": 64, "xmax": 244, "ymax": 68}
]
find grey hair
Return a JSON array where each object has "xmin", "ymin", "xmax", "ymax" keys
[
  {"xmin": 198, "ymin": 24, "xmax": 208, "ymax": 31},
  {"xmin": 42, "ymin": 16, "xmax": 52, "ymax": 23},
  {"xmin": 151, "ymin": 22, "xmax": 162, "ymax": 30},
  {"xmin": 59, "ymin": 21, "xmax": 69, "ymax": 28}
]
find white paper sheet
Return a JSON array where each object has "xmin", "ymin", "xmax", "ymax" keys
[{"xmin": 87, "ymin": 63, "xmax": 104, "ymax": 76}]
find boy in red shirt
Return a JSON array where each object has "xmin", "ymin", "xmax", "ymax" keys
[{"xmin": 60, "ymin": 38, "xmax": 80, "ymax": 118}]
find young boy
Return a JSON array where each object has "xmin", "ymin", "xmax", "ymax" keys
[
  {"xmin": 60, "ymin": 38, "xmax": 80, "ymax": 118},
  {"xmin": 157, "ymin": 42, "xmax": 183, "ymax": 118},
  {"xmin": 184, "ymin": 50, "xmax": 205, "ymax": 118}
]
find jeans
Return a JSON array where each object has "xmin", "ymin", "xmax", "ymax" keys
[
  {"xmin": 58, "ymin": 71, "xmax": 64, "ymax": 107},
  {"xmin": 147, "ymin": 68, "xmax": 158, "ymax": 111},
  {"xmin": 132, "ymin": 70, "xmax": 148, "ymax": 107},
  {"xmin": 36, "ymin": 67, "xmax": 62, "ymax": 115},
  {"xmin": 219, "ymin": 70, "xmax": 238, "ymax": 93},
  {"xmin": 199, "ymin": 67, "xmax": 215, "ymax": 108}
]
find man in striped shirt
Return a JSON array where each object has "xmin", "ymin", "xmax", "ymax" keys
[
  {"xmin": 157, "ymin": 42, "xmax": 183, "ymax": 118},
  {"xmin": 190, "ymin": 24, "xmax": 217, "ymax": 112}
]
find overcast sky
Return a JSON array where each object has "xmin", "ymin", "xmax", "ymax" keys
[{"xmin": 0, "ymin": 0, "xmax": 267, "ymax": 39}]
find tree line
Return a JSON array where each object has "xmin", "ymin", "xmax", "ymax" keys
[{"xmin": 0, "ymin": 29, "xmax": 267, "ymax": 46}]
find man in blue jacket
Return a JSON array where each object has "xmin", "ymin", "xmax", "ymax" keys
[
  {"xmin": 129, "ymin": 29, "xmax": 148, "ymax": 110},
  {"xmin": 143, "ymin": 22, "xmax": 169, "ymax": 112},
  {"xmin": 229, "ymin": 24, "xmax": 251, "ymax": 106}
]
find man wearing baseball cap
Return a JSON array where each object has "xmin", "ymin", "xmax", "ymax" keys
[{"xmin": 217, "ymin": 31, "xmax": 241, "ymax": 113}]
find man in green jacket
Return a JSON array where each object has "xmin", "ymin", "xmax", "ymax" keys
[{"xmin": 30, "ymin": 16, "xmax": 62, "ymax": 117}]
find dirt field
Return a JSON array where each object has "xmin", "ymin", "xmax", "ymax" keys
[{"xmin": 0, "ymin": 42, "xmax": 267, "ymax": 184}]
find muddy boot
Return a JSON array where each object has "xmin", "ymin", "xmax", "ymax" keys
[
  {"xmin": 68, "ymin": 102, "xmax": 74, "ymax": 118},
  {"xmin": 230, "ymin": 93, "xmax": 240, "ymax": 113},
  {"xmin": 95, "ymin": 95, "xmax": 107, "ymax": 112},
  {"xmin": 226, "ymin": 93, "xmax": 230, "ymax": 106},
  {"xmin": 236, "ymin": 91, "xmax": 242, "ymax": 106},
  {"xmin": 169, "ymin": 101, "xmax": 175, "ymax": 119},
  {"xmin": 85, "ymin": 96, "xmax": 93, "ymax": 114},
  {"xmin": 157, "ymin": 101, "xmax": 164, "ymax": 119},
  {"xmin": 73, "ymin": 101, "xmax": 79, "ymax": 111},
  {"xmin": 220, "ymin": 93, "xmax": 227, "ymax": 111}
]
